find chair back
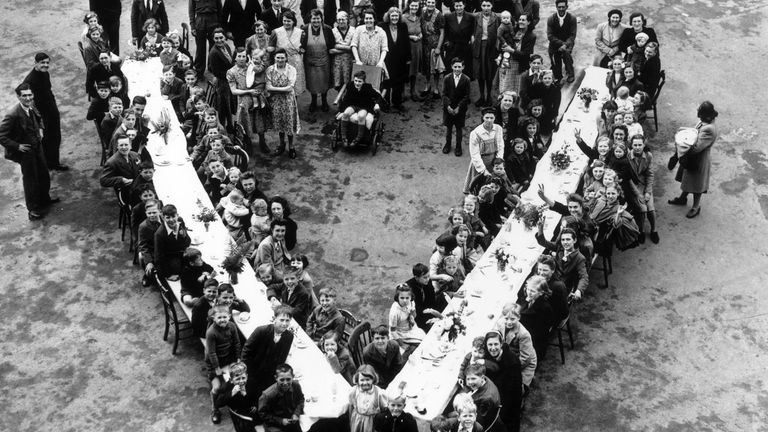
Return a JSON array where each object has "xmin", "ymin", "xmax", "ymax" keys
[
  {"xmin": 77, "ymin": 41, "xmax": 87, "ymax": 68},
  {"xmin": 204, "ymin": 79, "xmax": 219, "ymax": 110},
  {"xmin": 181, "ymin": 23, "xmax": 191, "ymax": 52},
  {"xmin": 352, "ymin": 64, "xmax": 385, "ymax": 91},
  {"xmin": 651, "ymin": 70, "xmax": 666, "ymax": 104},
  {"xmin": 155, "ymin": 273, "xmax": 178, "ymax": 322},
  {"xmin": 226, "ymin": 144, "xmax": 250, "ymax": 172},
  {"xmin": 338, "ymin": 309, "xmax": 361, "ymax": 344},
  {"xmin": 229, "ymin": 408, "xmax": 255, "ymax": 432},
  {"xmin": 348, "ymin": 321, "xmax": 372, "ymax": 368}
]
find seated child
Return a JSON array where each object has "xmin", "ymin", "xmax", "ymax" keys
[
  {"xmin": 362, "ymin": 326, "xmax": 404, "ymax": 388},
  {"xmin": 449, "ymin": 394, "xmax": 483, "ymax": 432},
  {"xmin": 428, "ymin": 232, "xmax": 461, "ymax": 286},
  {"xmin": 192, "ymin": 279, "xmax": 219, "ymax": 338},
  {"xmin": 206, "ymin": 305, "xmax": 242, "ymax": 424},
  {"xmin": 458, "ymin": 336, "xmax": 486, "ymax": 384},
  {"xmin": 267, "ymin": 269, "xmax": 312, "ymax": 329},
  {"xmin": 255, "ymin": 263, "xmax": 283, "ymax": 296},
  {"xmin": 159, "ymin": 36, "xmax": 180, "ymax": 67},
  {"xmin": 205, "ymin": 159, "xmax": 228, "ymax": 205},
  {"xmin": 249, "ymin": 198, "xmax": 271, "ymax": 245},
  {"xmin": 213, "ymin": 361, "xmax": 257, "ymax": 420},
  {"xmin": 373, "ymin": 387, "xmax": 419, "ymax": 432},
  {"xmin": 319, "ymin": 331, "xmax": 356, "ymax": 384},
  {"xmin": 257, "ymin": 364, "xmax": 305, "ymax": 432},
  {"xmin": 129, "ymin": 161, "xmax": 155, "ymax": 206},
  {"xmin": 220, "ymin": 167, "xmax": 242, "ymax": 198},
  {"xmin": 180, "ymin": 247, "xmax": 214, "ymax": 307},
  {"xmin": 388, "ymin": 284, "xmax": 427, "ymax": 348},
  {"xmin": 493, "ymin": 302, "xmax": 537, "ymax": 390},
  {"xmin": 624, "ymin": 111, "xmax": 643, "ymax": 137},
  {"xmin": 613, "ymin": 111, "xmax": 625, "ymax": 126},
  {"xmin": 489, "ymin": 158, "xmax": 519, "ymax": 214},
  {"xmin": 454, "ymin": 364, "xmax": 501, "ymax": 431},
  {"xmin": 86, "ymin": 81, "xmax": 111, "ymax": 126},
  {"xmin": 191, "ymin": 109, "xmax": 227, "ymax": 161},
  {"xmin": 462, "ymin": 195, "xmax": 489, "ymax": 245},
  {"xmin": 505, "ymin": 138, "xmax": 538, "ymax": 192},
  {"xmin": 519, "ymin": 114, "xmax": 546, "ymax": 158},
  {"xmin": 221, "ymin": 189, "xmax": 250, "ymax": 239},
  {"xmin": 160, "ymin": 65, "xmax": 185, "ymax": 117},
  {"xmin": 614, "ymin": 85, "xmax": 634, "ymax": 114},
  {"xmin": 434, "ymin": 256, "xmax": 466, "ymax": 300},
  {"xmin": 200, "ymin": 137, "xmax": 234, "ymax": 177},
  {"xmin": 306, "ymin": 287, "xmax": 345, "ymax": 342},
  {"xmin": 628, "ymin": 32, "xmax": 650, "ymax": 71},
  {"xmin": 214, "ymin": 283, "xmax": 250, "ymax": 318}
]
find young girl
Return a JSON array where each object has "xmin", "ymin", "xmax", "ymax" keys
[
  {"xmin": 629, "ymin": 135, "xmax": 659, "ymax": 244},
  {"xmin": 348, "ymin": 365, "xmax": 388, "ymax": 432},
  {"xmin": 520, "ymin": 116, "xmax": 546, "ymax": 158},
  {"xmin": 462, "ymin": 195, "xmax": 488, "ymax": 244},
  {"xmin": 433, "ymin": 255, "xmax": 466, "ymax": 300},
  {"xmin": 389, "ymin": 284, "xmax": 427, "ymax": 347},
  {"xmin": 614, "ymin": 86, "xmax": 634, "ymax": 113},
  {"xmin": 180, "ymin": 247, "xmax": 214, "ymax": 307},
  {"xmin": 140, "ymin": 18, "xmax": 164, "ymax": 55},
  {"xmin": 290, "ymin": 254, "xmax": 318, "ymax": 307},
  {"xmin": 206, "ymin": 305, "xmax": 241, "ymax": 424},
  {"xmin": 505, "ymin": 137, "xmax": 538, "ymax": 191},
  {"xmin": 624, "ymin": 112, "xmax": 643, "ymax": 137},
  {"xmin": 109, "ymin": 75, "xmax": 130, "ymax": 108},
  {"xmin": 221, "ymin": 189, "xmax": 250, "ymax": 239},
  {"xmin": 159, "ymin": 36, "xmax": 180, "ymax": 67},
  {"xmin": 320, "ymin": 331, "xmax": 356, "ymax": 384},
  {"xmin": 249, "ymin": 198, "xmax": 271, "ymax": 244}
]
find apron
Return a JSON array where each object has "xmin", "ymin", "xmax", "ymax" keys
[{"xmin": 463, "ymin": 129, "xmax": 498, "ymax": 192}]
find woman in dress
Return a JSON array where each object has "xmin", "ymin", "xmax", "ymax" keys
[
  {"xmin": 493, "ymin": 90, "xmax": 521, "ymax": 146},
  {"xmin": 266, "ymin": 49, "xmax": 301, "ymax": 158},
  {"xmin": 594, "ymin": 9, "xmax": 627, "ymax": 67},
  {"xmin": 496, "ymin": 13, "xmax": 535, "ymax": 96},
  {"xmin": 348, "ymin": 365, "xmax": 387, "ymax": 432},
  {"xmin": 301, "ymin": 9, "xmax": 335, "ymax": 112},
  {"xmin": 618, "ymin": 12, "xmax": 658, "ymax": 56},
  {"xmin": 228, "ymin": 47, "xmax": 272, "ymax": 154},
  {"xmin": 381, "ymin": 7, "xmax": 411, "ymax": 111},
  {"xmin": 441, "ymin": 0, "xmax": 475, "ymax": 80},
  {"xmin": 351, "ymin": 9, "xmax": 389, "ymax": 73},
  {"xmin": 472, "ymin": 0, "xmax": 500, "ymax": 106},
  {"xmin": 420, "ymin": 0, "xmax": 445, "ymax": 99},
  {"xmin": 208, "ymin": 27, "xmax": 235, "ymax": 130},
  {"xmin": 463, "ymin": 108, "xmax": 504, "ymax": 194},
  {"xmin": 245, "ymin": 21, "xmax": 271, "ymax": 61},
  {"xmin": 269, "ymin": 11, "xmax": 307, "ymax": 97},
  {"xmin": 637, "ymin": 41, "xmax": 661, "ymax": 96},
  {"xmin": 402, "ymin": 0, "xmax": 424, "ymax": 102},
  {"xmin": 331, "ymin": 11, "xmax": 355, "ymax": 90},
  {"xmin": 668, "ymin": 101, "xmax": 719, "ymax": 218}
]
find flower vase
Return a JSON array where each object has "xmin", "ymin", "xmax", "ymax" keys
[
  {"xmin": 204, "ymin": 222, "xmax": 210, "ymax": 232},
  {"xmin": 582, "ymin": 98, "xmax": 592, "ymax": 112},
  {"xmin": 497, "ymin": 260, "xmax": 507, "ymax": 273},
  {"xmin": 228, "ymin": 271, "xmax": 239, "ymax": 285}
]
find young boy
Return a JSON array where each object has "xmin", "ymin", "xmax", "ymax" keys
[
  {"xmin": 306, "ymin": 287, "xmax": 345, "ymax": 342},
  {"xmin": 129, "ymin": 161, "xmax": 155, "ymax": 206},
  {"xmin": 496, "ymin": 11, "xmax": 515, "ymax": 52},
  {"xmin": 406, "ymin": 263, "xmax": 439, "ymax": 331},
  {"xmin": 458, "ymin": 336, "xmax": 486, "ymax": 384},
  {"xmin": 450, "ymin": 394, "xmax": 483, "ymax": 432},
  {"xmin": 455, "ymin": 364, "xmax": 501, "ymax": 431},
  {"xmin": 213, "ymin": 361, "xmax": 257, "ymax": 419},
  {"xmin": 192, "ymin": 279, "xmax": 219, "ymax": 338},
  {"xmin": 86, "ymin": 81, "xmax": 112, "ymax": 127},
  {"xmin": 373, "ymin": 387, "xmax": 419, "ymax": 432},
  {"xmin": 362, "ymin": 325, "xmax": 404, "ymax": 387},
  {"xmin": 206, "ymin": 305, "xmax": 241, "ymax": 424},
  {"xmin": 205, "ymin": 158, "xmax": 228, "ymax": 205},
  {"xmin": 257, "ymin": 363, "xmax": 304, "ymax": 432},
  {"xmin": 442, "ymin": 57, "xmax": 470, "ymax": 156},
  {"xmin": 201, "ymin": 137, "xmax": 234, "ymax": 176},
  {"xmin": 180, "ymin": 247, "xmax": 214, "ymax": 307},
  {"xmin": 160, "ymin": 64, "xmax": 185, "ymax": 117},
  {"xmin": 433, "ymin": 255, "xmax": 465, "ymax": 298},
  {"xmin": 159, "ymin": 36, "xmax": 180, "ymax": 67},
  {"xmin": 255, "ymin": 263, "xmax": 283, "ymax": 296},
  {"xmin": 99, "ymin": 97, "xmax": 124, "ymax": 146},
  {"xmin": 267, "ymin": 269, "xmax": 312, "ymax": 329},
  {"xmin": 249, "ymin": 198, "xmax": 271, "ymax": 245},
  {"xmin": 215, "ymin": 283, "xmax": 250, "ymax": 317}
]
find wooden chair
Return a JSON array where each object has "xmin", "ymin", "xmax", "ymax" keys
[
  {"xmin": 226, "ymin": 144, "xmax": 250, "ymax": 172},
  {"xmin": 116, "ymin": 189, "xmax": 132, "ymax": 243},
  {"xmin": 647, "ymin": 70, "xmax": 666, "ymax": 131},
  {"xmin": 347, "ymin": 321, "xmax": 372, "ymax": 368},
  {"xmin": 229, "ymin": 408, "xmax": 256, "ymax": 432},
  {"xmin": 155, "ymin": 273, "xmax": 195, "ymax": 355},
  {"xmin": 549, "ymin": 306, "xmax": 575, "ymax": 365},
  {"xmin": 339, "ymin": 309, "xmax": 361, "ymax": 344}
]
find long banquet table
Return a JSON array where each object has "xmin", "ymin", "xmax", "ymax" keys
[
  {"xmin": 385, "ymin": 66, "xmax": 612, "ymax": 425},
  {"xmin": 122, "ymin": 58, "xmax": 351, "ymax": 429}
]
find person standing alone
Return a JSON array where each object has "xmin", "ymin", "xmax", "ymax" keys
[
  {"xmin": 0, "ymin": 83, "xmax": 60, "ymax": 220},
  {"xmin": 546, "ymin": 0, "xmax": 577, "ymax": 83},
  {"xmin": 23, "ymin": 52, "xmax": 68, "ymax": 171},
  {"xmin": 189, "ymin": 0, "xmax": 223, "ymax": 78}
]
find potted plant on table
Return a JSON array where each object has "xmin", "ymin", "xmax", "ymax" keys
[
  {"xmin": 221, "ymin": 240, "xmax": 255, "ymax": 285},
  {"xmin": 192, "ymin": 198, "xmax": 218, "ymax": 232}
]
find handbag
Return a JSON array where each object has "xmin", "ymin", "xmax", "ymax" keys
[
  {"xmin": 666, "ymin": 153, "xmax": 678, "ymax": 170},
  {"xmin": 678, "ymin": 150, "xmax": 701, "ymax": 170}
]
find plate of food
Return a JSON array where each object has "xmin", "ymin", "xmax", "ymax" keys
[
  {"xmin": 154, "ymin": 159, "xmax": 172, "ymax": 167},
  {"xmin": 294, "ymin": 338, "xmax": 310, "ymax": 349},
  {"xmin": 236, "ymin": 312, "xmax": 251, "ymax": 323}
]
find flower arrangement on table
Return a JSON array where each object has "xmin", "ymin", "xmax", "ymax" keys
[
  {"xmin": 493, "ymin": 245, "xmax": 522, "ymax": 273},
  {"xmin": 576, "ymin": 87, "xmax": 598, "ymax": 109},
  {"xmin": 150, "ymin": 107, "xmax": 173, "ymax": 146},
  {"xmin": 192, "ymin": 198, "xmax": 218, "ymax": 231},
  {"xmin": 550, "ymin": 144, "xmax": 572, "ymax": 172},
  {"xmin": 127, "ymin": 48, "xmax": 150, "ymax": 62},
  {"xmin": 513, "ymin": 202, "xmax": 546, "ymax": 231},
  {"xmin": 221, "ymin": 240, "xmax": 255, "ymax": 285},
  {"xmin": 424, "ymin": 299, "xmax": 469, "ymax": 344}
]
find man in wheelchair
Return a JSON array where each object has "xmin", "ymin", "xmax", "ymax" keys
[{"xmin": 336, "ymin": 70, "xmax": 382, "ymax": 147}]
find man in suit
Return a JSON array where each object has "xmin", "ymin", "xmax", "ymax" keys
[
  {"xmin": 189, "ymin": 0, "xmax": 223, "ymax": 76},
  {"xmin": 90, "ymin": 0, "xmax": 122, "ymax": 55},
  {"xmin": 442, "ymin": 57, "xmax": 470, "ymax": 156},
  {"xmin": 301, "ymin": 0, "xmax": 351, "ymax": 26},
  {"xmin": 23, "ymin": 53, "xmax": 67, "ymax": 171},
  {"xmin": 0, "ymin": 83, "xmax": 59, "ymax": 220},
  {"xmin": 241, "ymin": 307, "xmax": 294, "ymax": 405},
  {"xmin": 546, "ymin": 0, "xmax": 577, "ymax": 83},
  {"xmin": 222, "ymin": 0, "xmax": 262, "ymax": 47},
  {"xmin": 260, "ymin": 2, "xmax": 284, "ymax": 35},
  {"xmin": 100, "ymin": 135, "xmax": 140, "ymax": 192},
  {"xmin": 154, "ymin": 204, "xmax": 192, "ymax": 279},
  {"xmin": 131, "ymin": 0, "xmax": 170, "ymax": 46}
]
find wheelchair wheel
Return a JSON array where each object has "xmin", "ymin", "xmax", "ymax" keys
[
  {"xmin": 371, "ymin": 132, "xmax": 379, "ymax": 155},
  {"xmin": 331, "ymin": 122, "xmax": 340, "ymax": 152}
]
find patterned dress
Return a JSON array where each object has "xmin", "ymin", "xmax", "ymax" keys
[
  {"xmin": 351, "ymin": 25, "xmax": 389, "ymax": 79},
  {"xmin": 348, "ymin": 386, "xmax": 387, "ymax": 432},
  {"xmin": 388, "ymin": 301, "xmax": 426, "ymax": 344},
  {"xmin": 332, "ymin": 26, "xmax": 355, "ymax": 88},
  {"xmin": 421, "ymin": 7, "xmax": 445, "ymax": 74},
  {"xmin": 227, "ymin": 62, "xmax": 271, "ymax": 136},
  {"xmin": 270, "ymin": 27, "xmax": 306, "ymax": 95},
  {"xmin": 402, "ymin": 12, "xmax": 422, "ymax": 77},
  {"xmin": 266, "ymin": 64, "xmax": 301, "ymax": 134},
  {"xmin": 496, "ymin": 30, "xmax": 524, "ymax": 95}
]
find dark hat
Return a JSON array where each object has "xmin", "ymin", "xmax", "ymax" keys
[
  {"xmin": 435, "ymin": 232, "xmax": 458, "ymax": 252},
  {"xmin": 34, "ymin": 52, "xmax": 50, "ymax": 63},
  {"xmin": 697, "ymin": 101, "xmax": 718, "ymax": 121}
]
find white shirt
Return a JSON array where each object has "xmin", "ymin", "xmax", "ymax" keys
[
  {"xmin": 557, "ymin": 13, "xmax": 566, "ymax": 26},
  {"xmin": 453, "ymin": 73, "xmax": 461, "ymax": 87}
]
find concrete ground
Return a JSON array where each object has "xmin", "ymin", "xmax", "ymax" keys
[{"xmin": 0, "ymin": 0, "xmax": 766, "ymax": 431}]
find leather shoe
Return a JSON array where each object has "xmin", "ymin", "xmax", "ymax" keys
[
  {"xmin": 685, "ymin": 207, "xmax": 701, "ymax": 218},
  {"xmin": 47, "ymin": 197, "xmax": 61, "ymax": 205},
  {"xmin": 668, "ymin": 196, "xmax": 687, "ymax": 205},
  {"xmin": 638, "ymin": 232, "xmax": 645, "ymax": 244},
  {"xmin": 289, "ymin": 148, "xmax": 297, "ymax": 159},
  {"xmin": 442, "ymin": 143, "xmax": 451, "ymax": 154},
  {"xmin": 566, "ymin": 75, "xmax": 575, "ymax": 83},
  {"xmin": 50, "ymin": 164, "xmax": 70, "ymax": 171},
  {"xmin": 28, "ymin": 211, "xmax": 44, "ymax": 221},
  {"xmin": 650, "ymin": 231, "xmax": 660, "ymax": 244},
  {"xmin": 211, "ymin": 409, "xmax": 222, "ymax": 424},
  {"xmin": 454, "ymin": 146, "xmax": 463, "ymax": 157}
]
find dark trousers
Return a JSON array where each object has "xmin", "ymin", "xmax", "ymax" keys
[
  {"xmin": 549, "ymin": 49, "xmax": 574, "ymax": 80},
  {"xmin": 40, "ymin": 108, "xmax": 61, "ymax": 166},
  {"xmin": 445, "ymin": 124, "xmax": 463, "ymax": 147},
  {"xmin": 19, "ymin": 144, "xmax": 51, "ymax": 212},
  {"xmin": 384, "ymin": 83, "xmax": 404, "ymax": 107},
  {"xmin": 193, "ymin": 14, "xmax": 221, "ymax": 75},
  {"xmin": 102, "ymin": 14, "xmax": 121, "ymax": 55}
]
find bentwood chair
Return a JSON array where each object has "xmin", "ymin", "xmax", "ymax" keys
[
  {"xmin": 226, "ymin": 141, "xmax": 250, "ymax": 172},
  {"xmin": 549, "ymin": 303, "xmax": 575, "ymax": 365},
  {"xmin": 229, "ymin": 408, "xmax": 255, "ymax": 432},
  {"xmin": 647, "ymin": 70, "xmax": 666, "ymax": 131},
  {"xmin": 339, "ymin": 309, "xmax": 361, "ymax": 344},
  {"xmin": 116, "ymin": 189, "xmax": 132, "ymax": 244},
  {"xmin": 347, "ymin": 321, "xmax": 372, "ymax": 368},
  {"xmin": 180, "ymin": 23, "xmax": 190, "ymax": 53},
  {"xmin": 155, "ymin": 274, "xmax": 195, "ymax": 355}
]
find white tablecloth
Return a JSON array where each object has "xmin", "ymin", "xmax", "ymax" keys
[
  {"xmin": 123, "ymin": 59, "xmax": 351, "ymax": 428},
  {"xmin": 387, "ymin": 66, "xmax": 611, "ymax": 422}
]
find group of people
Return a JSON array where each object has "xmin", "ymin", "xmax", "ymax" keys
[{"xmin": 0, "ymin": 1, "xmax": 724, "ymax": 432}]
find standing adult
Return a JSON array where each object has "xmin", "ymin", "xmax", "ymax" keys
[
  {"xmin": 0, "ymin": 83, "xmax": 58, "ymax": 221},
  {"xmin": 351, "ymin": 9, "xmax": 389, "ymax": 71},
  {"xmin": 420, "ymin": 0, "xmax": 445, "ymax": 100},
  {"xmin": 228, "ymin": 48, "xmax": 271, "ymax": 152},
  {"xmin": 381, "ymin": 7, "xmax": 411, "ymax": 111},
  {"xmin": 618, "ymin": 12, "xmax": 658, "ymax": 56},
  {"xmin": 594, "ymin": 9, "xmax": 627, "ymax": 68},
  {"xmin": 463, "ymin": 108, "xmax": 503, "ymax": 194},
  {"xmin": 189, "ymin": 0, "xmax": 223, "ymax": 77},
  {"xmin": 441, "ymin": 0, "xmax": 475, "ymax": 81},
  {"xmin": 261, "ymin": 2, "xmax": 285, "ymax": 36},
  {"xmin": 668, "ymin": 101, "xmax": 719, "ymax": 219},
  {"xmin": 496, "ymin": 13, "xmax": 535, "ymax": 96},
  {"xmin": 518, "ymin": 0, "xmax": 540, "ymax": 29},
  {"xmin": 266, "ymin": 49, "xmax": 301, "ymax": 158},
  {"xmin": 23, "ymin": 53, "xmax": 67, "ymax": 171},
  {"xmin": 208, "ymin": 28, "xmax": 235, "ymax": 130},
  {"xmin": 301, "ymin": 9, "xmax": 335, "ymax": 112},
  {"xmin": 89, "ymin": 0, "xmax": 122, "ymax": 54},
  {"xmin": 472, "ymin": 0, "xmax": 500, "ymax": 107},
  {"xmin": 269, "ymin": 11, "xmax": 307, "ymax": 97},
  {"xmin": 131, "ymin": 0, "xmax": 170, "ymax": 46},
  {"xmin": 546, "ymin": 0, "xmax": 577, "ymax": 84},
  {"xmin": 330, "ymin": 12, "xmax": 355, "ymax": 90},
  {"xmin": 402, "ymin": 0, "xmax": 424, "ymax": 102},
  {"xmin": 301, "ymin": 0, "xmax": 351, "ymax": 27},
  {"xmin": 245, "ymin": 21, "xmax": 271, "ymax": 60},
  {"xmin": 222, "ymin": 0, "xmax": 262, "ymax": 48}
]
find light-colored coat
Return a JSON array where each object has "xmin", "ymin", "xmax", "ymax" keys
[{"xmin": 676, "ymin": 122, "xmax": 717, "ymax": 193}]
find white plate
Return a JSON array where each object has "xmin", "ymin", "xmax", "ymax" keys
[
  {"xmin": 236, "ymin": 312, "xmax": 251, "ymax": 323},
  {"xmin": 154, "ymin": 160, "xmax": 172, "ymax": 166}
]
